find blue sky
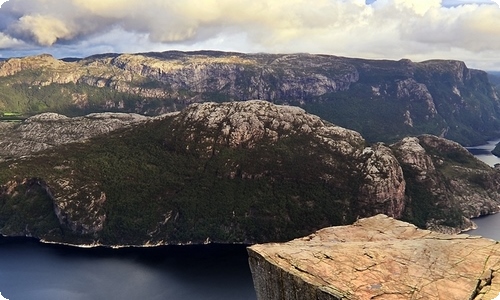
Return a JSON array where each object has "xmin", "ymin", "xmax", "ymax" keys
[{"xmin": 1, "ymin": 0, "xmax": 500, "ymax": 70}]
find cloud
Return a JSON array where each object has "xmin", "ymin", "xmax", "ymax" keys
[
  {"xmin": 9, "ymin": 14, "xmax": 74, "ymax": 46},
  {"xmin": 0, "ymin": 31, "xmax": 25, "ymax": 49},
  {"xmin": 0, "ymin": 0, "xmax": 499, "ymax": 69}
]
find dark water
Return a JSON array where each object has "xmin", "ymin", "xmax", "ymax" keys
[
  {"xmin": 0, "ymin": 238, "xmax": 256, "ymax": 300},
  {"xmin": 2, "ymin": 140, "xmax": 500, "ymax": 300},
  {"xmin": 468, "ymin": 214, "xmax": 500, "ymax": 240},
  {"xmin": 466, "ymin": 138, "xmax": 500, "ymax": 167},
  {"xmin": 466, "ymin": 139, "xmax": 500, "ymax": 240}
]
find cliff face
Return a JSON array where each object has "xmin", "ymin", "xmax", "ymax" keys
[
  {"xmin": 0, "ymin": 51, "xmax": 498, "ymax": 145},
  {"xmin": 0, "ymin": 101, "xmax": 499, "ymax": 246},
  {"xmin": 248, "ymin": 214, "xmax": 500, "ymax": 300},
  {"xmin": 392, "ymin": 135, "xmax": 500, "ymax": 233}
]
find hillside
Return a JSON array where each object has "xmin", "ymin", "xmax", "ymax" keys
[
  {"xmin": 0, "ymin": 51, "xmax": 499, "ymax": 145},
  {"xmin": 0, "ymin": 101, "xmax": 499, "ymax": 246}
]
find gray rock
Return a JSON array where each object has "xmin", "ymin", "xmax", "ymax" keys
[{"xmin": 0, "ymin": 112, "xmax": 151, "ymax": 161}]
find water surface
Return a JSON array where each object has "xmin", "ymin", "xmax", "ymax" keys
[
  {"xmin": 2, "ymin": 139, "xmax": 500, "ymax": 299},
  {"xmin": 466, "ymin": 139, "xmax": 500, "ymax": 166},
  {"xmin": 466, "ymin": 139, "xmax": 500, "ymax": 240},
  {"xmin": 0, "ymin": 239, "xmax": 256, "ymax": 300}
]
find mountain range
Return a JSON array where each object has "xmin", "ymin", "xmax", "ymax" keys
[{"xmin": 1, "ymin": 51, "xmax": 499, "ymax": 146}]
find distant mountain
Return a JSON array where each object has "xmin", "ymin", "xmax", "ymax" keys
[
  {"xmin": 0, "ymin": 101, "xmax": 498, "ymax": 246},
  {"xmin": 488, "ymin": 71, "xmax": 500, "ymax": 91},
  {"xmin": 0, "ymin": 51, "xmax": 499, "ymax": 145}
]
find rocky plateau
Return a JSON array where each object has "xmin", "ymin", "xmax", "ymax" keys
[
  {"xmin": 248, "ymin": 214, "xmax": 500, "ymax": 300},
  {"xmin": 0, "ymin": 112, "xmax": 162, "ymax": 161}
]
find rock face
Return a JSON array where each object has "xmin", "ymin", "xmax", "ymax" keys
[
  {"xmin": 0, "ymin": 112, "xmax": 152, "ymax": 161},
  {"xmin": 0, "ymin": 51, "xmax": 499, "ymax": 145},
  {"xmin": 0, "ymin": 101, "xmax": 499, "ymax": 246},
  {"xmin": 248, "ymin": 214, "xmax": 500, "ymax": 300},
  {"xmin": 392, "ymin": 135, "xmax": 500, "ymax": 233},
  {"xmin": 357, "ymin": 143, "xmax": 406, "ymax": 218}
]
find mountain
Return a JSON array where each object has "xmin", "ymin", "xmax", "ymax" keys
[
  {"xmin": 0, "ymin": 101, "xmax": 498, "ymax": 246},
  {"xmin": 0, "ymin": 51, "xmax": 499, "ymax": 145},
  {"xmin": 488, "ymin": 71, "xmax": 500, "ymax": 90}
]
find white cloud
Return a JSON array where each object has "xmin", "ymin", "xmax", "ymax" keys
[
  {"xmin": 0, "ymin": 31, "xmax": 25, "ymax": 49},
  {"xmin": 0, "ymin": 0, "xmax": 499, "ymax": 70},
  {"xmin": 0, "ymin": 292, "xmax": 9, "ymax": 300}
]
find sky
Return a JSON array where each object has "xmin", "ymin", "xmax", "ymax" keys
[{"xmin": 0, "ymin": 0, "xmax": 499, "ymax": 71}]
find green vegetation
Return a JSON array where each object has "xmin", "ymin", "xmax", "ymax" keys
[
  {"xmin": 2, "ymin": 112, "xmax": 21, "ymax": 116},
  {"xmin": 0, "ymin": 178, "xmax": 61, "ymax": 237},
  {"xmin": 305, "ymin": 83, "xmax": 445, "ymax": 144},
  {"xmin": 0, "ymin": 116, "xmax": 360, "ymax": 245},
  {"xmin": 1, "ymin": 52, "xmax": 499, "ymax": 145},
  {"xmin": 0, "ymin": 104, "xmax": 497, "ymax": 245},
  {"xmin": 1, "ymin": 52, "xmax": 500, "ymax": 245},
  {"xmin": 400, "ymin": 164, "xmax": 464, "ymax": 229},
  {"xmin": 0, "ymin": 112, "xmax": 26, "ymax": 122},
  {"xmin": 398, "ymin": 136, "xmax": 490, "ymax": 230},
  {"xmin": 0, "ymin": 78, "xmax": 180, "ymax": 116}
]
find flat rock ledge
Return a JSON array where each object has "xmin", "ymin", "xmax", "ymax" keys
[{"xmin": 247, "ymin": 214, "xmax": 500, "ymax": 300}]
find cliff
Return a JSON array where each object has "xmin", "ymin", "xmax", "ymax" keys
[
  {"xmin": 0, "ymin": 51, "xmax": 499, "ymax": 145},
  {"xmin": 248, "ymin": 214, "xmax": 500, "ymax": 300},
  {"xmin": 0, "ymin": 101, "xmax": 499, "ymax": 246},
  {"xmin": 392, "ymin": 135, "xmax": 500, "ymax": 232}
]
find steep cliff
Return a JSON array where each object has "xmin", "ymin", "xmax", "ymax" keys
[
  {"xmin": 248, "ymin": 214, "xmax": 500, "ymax": 300},
  {"xmin": 0, "ymin": 101, "xmax": 499, "ymax": 246},
  {"xmin": 0, "ymin": 51, "xmax": 498, "ymax": 145},
  {"xmin": 392, "ymin": 135, "xmax": 500, "ymax": 233}
]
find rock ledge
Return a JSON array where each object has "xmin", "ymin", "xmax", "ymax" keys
[{"xmin": 248, "ymin": 214, "xmax": 500, "ymax": 300}]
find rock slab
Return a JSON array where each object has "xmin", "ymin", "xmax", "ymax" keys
[{"xmin": 248, "ymin": 214, "xmax": 500, "ymax": 300}]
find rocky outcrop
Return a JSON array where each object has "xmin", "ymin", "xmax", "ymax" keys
[
  {"xmin": 51, "ymin": 178, "xmax": 107, "ymax": 235},
  {"xmin": 248, "ymin": 214, "xmax": 500, "ymax": 300},
  {"xmin": 357, "ymin": 143, "xmax": 406, "ymax": 218},
  {"xmin": 170, "ymin": 100, "xmax": 365, "ymax": 154},
  {"xmin": 1, "ymin": 51, "xmax": 499, "ymax": 145},
  {"xmin": 0, "ymin": 177, "xmax": 106, "ymax": 236},
  {"xmin": 0, "ymin": 112, "xmax": 155, "ymax": 161},
  {"xmin": 392, "ymin": 135, "xmax": 500, "ymax": 233},
  {"xmin": 392, "ymin": 137, "xmax": 436, "ymax": 181},
  {"xmin": 167, "ymin": 101, "xmax": 406, "ymax": 220}
]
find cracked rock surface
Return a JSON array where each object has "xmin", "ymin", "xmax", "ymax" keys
[{"xmin": 248, "ymin": 214, "xmax": 500, "ymax": 300}]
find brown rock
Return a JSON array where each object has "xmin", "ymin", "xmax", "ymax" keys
[{"xmin": 248, "ymin": 214, "xmax": 500, "ymax": 300}]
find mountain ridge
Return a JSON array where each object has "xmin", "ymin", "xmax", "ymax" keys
[
  {"xmin": 0, "ymin": 101, "xmax": 498, "ymax": 246},
  {"xmin": 0, "ymin": 51, "xmax": 498, "ymax": 145}
]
